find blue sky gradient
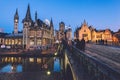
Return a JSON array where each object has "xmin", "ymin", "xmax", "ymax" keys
[{"xmin": 0, "ymin": 0, "xmax": 120, "ymax": 33}]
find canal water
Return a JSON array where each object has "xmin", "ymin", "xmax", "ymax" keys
[
  {"xmin": 54, "ymin": 58, "xmax": 61, "ymax": 72},
  {"xmin": 0, "ymin": 64, "xmax": 22, "ymax": 72},
  {"xmin": 0, "ymin": 58, "xmax": 61, "ymax": 73},
  {"xmin": 0, "ymin": 57, "xmax": 61, "ymax": 73},
  {"xmin": 0, "ymin": 57, "xmax": 62, "ymax": 80}
]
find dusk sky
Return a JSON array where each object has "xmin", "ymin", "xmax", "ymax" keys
[{"xmin": 0, "ymin": 0, "xmax": 120, "ymax": 34}]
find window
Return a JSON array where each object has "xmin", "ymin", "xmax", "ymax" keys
[
  {"xmin": 30, "ymin": 40, "xmax": 34, "ymax": 45},
  {"xmin": 82, "ymin": 34, "xmax": 88, "ymax": 37},
  {"xmin": 96, "ymin": 34, "xmax": 102, "ymax": 38},
  {"xmin": 37, "ymin": 39, "xmax": 41, "ymax": 45},
  {"xmin": 30, "ymin": 31, "xmax": 35, "ymax": 37}
]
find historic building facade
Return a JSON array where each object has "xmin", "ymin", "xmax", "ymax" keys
[
  {"xmin": 22, "ymin": 5, "xmax": 54, "ymax": 49},
  {"xmin": 1, "ymin": 5, "xmax": 54, "ymax": 49},
  {"xmin": 4, "ymin": 9, "xmax": 23, "ymax": 48},
  {"xmin": 113, "ymin": 29, "xmax": 120, "ymax": 45},
  {"xmin": 74, "ymin": 20, "xmax": 118, "ymax": 44},
  {"xmin": 55, "ymin": 22, "xmax": 72, "ymax": 43}
]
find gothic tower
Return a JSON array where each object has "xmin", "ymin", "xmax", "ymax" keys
[
  {"xmin": 50, "ymin": 18, "xmax": 54, "ymax": 36},
  {"xmin": 50, "ymin": 18, "xmax": 54, "ymax": 44},
  {"xmin": 22, "ymin": 4, "xmax": 33, "ymax": 49},
  {"xmin": 35, "ymin": 11, "xmax": 37, "ymax": 21},
  {"xmin": 14, "ymin": 9, "xmax": 19, "ymax": 34},
  {"xmin": 59, "ymin": 22, "xmax": 65, "ymax": 40}
]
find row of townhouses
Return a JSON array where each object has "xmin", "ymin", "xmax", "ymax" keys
[{"xmin": 74, "ymin": 20, "xmax": 120, "ymax": 45}]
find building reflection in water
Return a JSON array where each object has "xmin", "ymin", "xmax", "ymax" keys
[{"xmin": 0, "ymin": 57, "xmax": 56, "ymax": 73}]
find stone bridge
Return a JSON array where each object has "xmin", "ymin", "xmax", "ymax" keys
[{"xmin": 59, "ymin": 44, "xmax": 120, "ymax": 80}]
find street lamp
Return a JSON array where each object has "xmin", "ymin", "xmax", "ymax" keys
[{"xmin": 54, "ymin": 52, "xmax": 57, "ymax": 56}]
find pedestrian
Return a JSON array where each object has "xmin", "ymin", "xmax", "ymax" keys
[
  {"xmin": 76, "ymin": 39, "xmax": 79, "ymax": 49},
  {"xmin": 96, "ymin": 40, "xmax": 98, "ymax": 44},
  {"xmin": 81, "ymin": 38, "xmax": 85, "ymax": 51},
  {"xmin": 105, "ymin": 40, "xmax": 107, "ymax": 45}
]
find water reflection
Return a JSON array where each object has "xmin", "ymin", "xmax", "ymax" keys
[
  {"xmin": 0, "ymin": 64, "xmax": 22, "ymax": 72},
  {"xmin": 54, "ymin": 58, "xmax": 61, "ymax": 72},
  {"xmin": 0, "ymin": 57, "xmax": 61, "ymax": 73}
]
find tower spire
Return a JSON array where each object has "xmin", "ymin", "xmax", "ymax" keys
[
  {"xmin": 14, "ymin": 8, "xmax": 19, "ymax": 20},
  {"xmin": 35, "ymin": 11, "xmax": 37, "ymax": 21},
  {"xmin": 84, "ymin": 19, "xmax": 86, "ymax": 24},
  {"xmin": 83, "ymin": 19, "xmax": 87, "ymax": 26},
  {"xmin": 26, "ymin": 4, "xmax": 31, "ymax": 20},
  {"xmin": 50, "ymin": 18, "xmax": 54, "ymax": 35},
  {"xmin": 50, "ymin": 18, "xmax": 53, "ymax": 27},
  {"xmin": 23, "ymin": 4, "xmax": 32, "ymax": 22},
  {"xmin": 14, "ymin": 8, "xmax": 19, "ymax": 34}
]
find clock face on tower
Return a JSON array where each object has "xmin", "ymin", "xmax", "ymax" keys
[{"xmin": 15, "ymin": 19, "xmax": 18, "ymax": 23}]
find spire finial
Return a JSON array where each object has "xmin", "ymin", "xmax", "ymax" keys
[
  {"xmin": 14, "ymin": 8, "xmax": 19, "ymax": 20},
  {"xmin": 25, "ymin": 4, "xmax": 32, "ymax": 21},
  {"xmin": 84, "ymin": 19, "xmax": 86, "ymax": 24},
  {"xmin": 35, "ymin": 11, "xmax": 37, "ymax": 21},
  {"xmin": 50, "ymin": 18, "xmax": 53, "ymax": 27}
]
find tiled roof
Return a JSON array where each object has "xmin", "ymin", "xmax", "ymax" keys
[{"xmin": 5, "ymin": 33, "xmax": 23, "ymax": 38}]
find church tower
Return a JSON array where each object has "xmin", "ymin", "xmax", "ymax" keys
[
  {"xmin": 50, "ymin": 18, "xmax": 54, "ymax": 44},
  {"xmin": 50, "ymin": 18, "xmax": 54, "ymax": 36},
  {"xmin": 22, "ymin": 4, "xmax": 33, "ymax": 49},
  {"xmin": 59, "ymin": 22, "xmax": 65, "ymax": 40},
  {"xmin": 14, "ymin": 9, "xmax": 19, "ymax": 34}
]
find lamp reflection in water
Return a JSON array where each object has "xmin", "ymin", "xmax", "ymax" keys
[
  {"xmin": 47, "ymin": 70, "xmax": 51, "ymax": 75},
  {"xmin": 11, "ymin": 66, "xmax": 14, "ymax": 70},
  {"xmin": 11, "ymin": 65, "xmax": 16, "ymax": 72}
]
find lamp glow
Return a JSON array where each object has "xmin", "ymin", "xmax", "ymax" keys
[
  {"xmin": 54, "ymin": 52, "xmax": 57, "ymax": 56},
  {"xmin": 47, "ymin": 71, "xmax": 51, "ymax": 75}
]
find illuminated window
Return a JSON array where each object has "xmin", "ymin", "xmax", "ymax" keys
[
  {"xmin": 18, "ymin": 39, "xmax": 21, "ymax": 45},
  {"xmin": 37, "ymin": 58, "xmax": 41, "ymax": 63},
  {"xmin": 8, "ymin": 39, "xmax": 11, "ymax": 45},
  {"xmin": 37, "ymin": 39, "xmax": 41, "ymax": 45},
  {"xmin": 15, "ymin": 39, "xmax": 18, "ymax": 44},
  {"xmin": 30, "ymin": 40, "xmax": 34, "ymax": 45},
  {"xmin": 12, "ymin": 39, "xmax": 14, "ymax": 45},
  {"xmin": 82, "ymin": 34, "xmax": 88, "ymax": 37},
  {"xmin": 96, "ymin": 34, "xmax": 102, "ymax": 38},
  {"xmin": 29, "ymin": 58, "xmax": 34, "ymax": 62},
  {"xmin": 30, "ymin": 31, "xmax": 35, "ymax": 37}
]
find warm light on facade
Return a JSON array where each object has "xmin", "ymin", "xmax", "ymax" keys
[
  {"xmin": 75, "ymin": 21, "xmax": 117, "ymax": 43},
  {"xmin": 29, "ymin": 58, "xmax": 34, "ymax": 62},
  {"xmin": 37, "ymin": 58, "xmax": 41, "ymax": 63}
]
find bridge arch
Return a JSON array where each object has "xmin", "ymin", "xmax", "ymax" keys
[
  {"xmin": 65, "ymin": 64, "xmax": 73, "ymax": 80},
  {"xmin": 64, "ymin": 50, "xmax": 76, "ymax": 80}
]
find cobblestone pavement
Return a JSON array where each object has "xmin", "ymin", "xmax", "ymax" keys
[{"xmin": 85, "ymin": 43, "xmax": 120, "ymax": 72}]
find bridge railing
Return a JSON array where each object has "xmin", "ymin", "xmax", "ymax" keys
[{"xmin": 66, "ymin": 45, "xmax": 120, "ymax": 80}]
